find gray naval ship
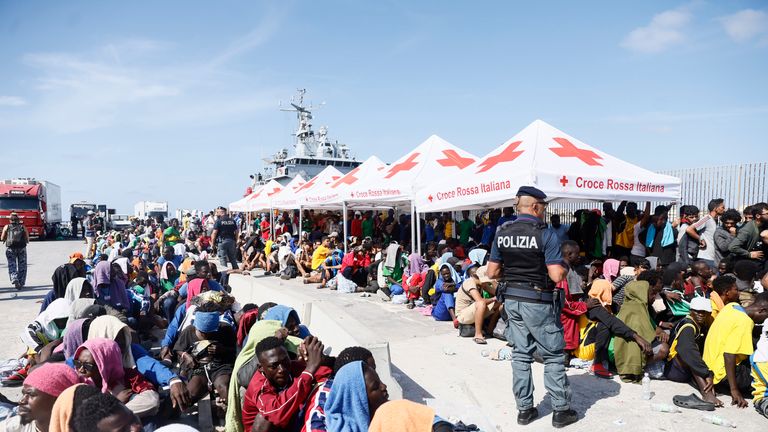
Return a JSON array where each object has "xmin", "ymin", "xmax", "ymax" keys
[{"xmin": 253, "ymin": 89, "xmax": 361, "ymax": 187}]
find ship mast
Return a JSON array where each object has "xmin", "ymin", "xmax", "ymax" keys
[{"xmin": 280, "ymin": 89, "xmax": 323, "ymax": 157}]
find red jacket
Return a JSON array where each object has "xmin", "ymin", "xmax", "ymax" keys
[{"xmin": 242, "ymin": 362, "xmax": 332, "ymax": 431}]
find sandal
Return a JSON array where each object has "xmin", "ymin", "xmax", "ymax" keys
[
  {"xmin": 672, "ymin": 394, "xmax": 715, "ymax": 411},
  {"xmin": 473, "ymin": 337, "xmax": 488, "ymax": 345}
]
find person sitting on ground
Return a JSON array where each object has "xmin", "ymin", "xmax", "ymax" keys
[
  {"xmin": 556, "ymin": 241, "xmax": 588, "ymax": 360},
  {"xmin": 49, "ymin": 383, "xmax": 101, "ymax": 432},
  {"xmin": 431, "ymin": 263, "xmax": 460, "ymax": 326},
  {"xmin": 710, "ymin": 275, "xmax": 740, "ymax": 320},
  {"xmin": 174, "ymin": 306, "xmax": 236, "ymax": 417},
  {"xmin": 750, "ymin": 324, "xmax": 768, "ymax": 419},
  {"xmin": 41, "ymin": 258, "xmax": 87, "ymax": 312},
  {"xmin": 241, "ymin": 336, "xmax": 330, "ymax": 432},
  {"xmin": 301, "ymin": 347, "xmax": 375, "ymax": 432},
  {"xmin": 664, "ymin": 296, "xmax": 721, "ymax": 406},
  {"xmin": 74, "ymin": 338, "xmax": 157, "ymax": 419},
  {"xmin": 304, "ymin": 237, "xmax": 332, "ymax": 285},
  {"xmin": 369, "ymin": 400, "xmax": 454, "ymax": 432},
  {"xmin": 325, "ymin": 360, "xmax": 390, "ymax": 432},
  {"xmin": 0, "ymin": 363, "xmax": 81, "ymax": 432},
  {"xmin": 611, "ymin": 259, "xmax": 650, "ymax": 309},
  {"xmin": 318, "ymin": 248, "xmax": 344, "ymax": 289},
  {"xmin": 614, "ymin": 272, "xmax": 670, "ymax": 382},
  {"xmin": 401, "ymin": 252, "xmax": 429, "ymax": 308},
  {"xmin": 338, "ymin": 246, "xmax": 371, "ymax": 291},
  {"xmin": 262, "ymin": 305, "xmax": 311, "ymax": 339},
  {"xmin": 455, "ymin": 265, "xmax": 500, "ymax": 345},
  {"xmin": 686, "ymin": 261, "xmax": 714, "ymax": 299},
  {"xmin": 21, "ymin": 298, "xmax": 70, "ymax": 364},
  {"xmin": 92, "ymin": 261, "xmax": 131, "ymax": 317},
  {"xmin": 293, "ymin": 241, "xmax": 314, "ymax": 278},
  {"xmin": 155, "ymin": 246, "xmax": 182, "ymax": 273},
  {"xmin": 703, "ymin": 292, "xmax": 768, "ymax": 408},
  {"xmin": 71, "ymin": 391, "xmax": 142, "ymax": 432}
]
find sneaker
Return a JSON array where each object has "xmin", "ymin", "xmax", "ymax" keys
[
  {"xmin": 590, "ymin": 363, "xmax": 614, "ymax": 379},
  {"xmin": 517, "ymin": 407, "xmax": 539, "ymax": 425},
  {"xmin": 376, "ymin": 289, "xmax": 391, "ymax": 302},
  {"xmin": 552, "ymin": 409, "xmax": 578, "ymax": 428},
  {"xmin": 1, "ymin": 366, "xmax": 28, "ymax": 387},
  {"xmin": 280, "ymin": 274, "xmax": 290, "ymax": 280}
]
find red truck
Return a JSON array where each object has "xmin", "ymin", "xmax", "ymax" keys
[{"xmin": 0, "ymin": 178, "xmax": 62, "ymax": 239}]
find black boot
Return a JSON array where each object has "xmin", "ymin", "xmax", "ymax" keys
[
  {"xmin": 517, "ymin": 407, "xmax": 539, "ymax": 425},
  {"xmin": 552, "ymin": 409, "xmax": 578, "ymax": 428}
]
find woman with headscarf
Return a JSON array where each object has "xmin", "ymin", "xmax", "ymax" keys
[
  {"xmin": 614, "ymin": 277, "xmax": 668, "ymax": 382},
  {"xmin": 431, "ymin": 263, "xmax": 461, "ymax": 323},
  {"xmin": 73, "ymin": 338, "xmax": 158, "ymax": 419},
  {"xmin": 93, "ymin": 261, "xmax": 130, "ymax": 313},
  {"xmin": 325, "ymin": 361, "xmax": 389, "ymax": 432},
  {"xmin": 49, "ymin": 383, "xmax": 101, "ymax": 432},
  {"xmin": 402, "ymin": 253, "xmax": 429, "ymax": 309}
]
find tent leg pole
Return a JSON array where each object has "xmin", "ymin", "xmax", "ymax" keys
[
  {"xmin": 343, "ymin": 202, "xmax": 348, "ymax": 254},
  {"xmin": 298, "ymin": 206, "xmax": 302, "ymax": 238},
  {"xmin": 416, "ymin": 208, "xmax": 422, "ymax": 255},
  {"xmin": 410, "ymin": 202, "xmax": 416, "ymax": 253},
  {"xmin": 270, "ymin": 208, "xmax": 274, "ymax": 240}
]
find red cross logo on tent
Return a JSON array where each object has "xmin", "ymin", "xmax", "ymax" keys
[
  {"xmin": 267, "ymin": 187, "xmax": 282, "ymax": 197},
  {"xmin": 247, "ymin": 190, "xmax": 263, "ymax": 200},
  {"xmin": 476, "ymin": 141, "xmax": 524, "ymax": 173},
  {"xmin": 560, "ymin": 176, "xmax": 569, "ymax": 187},
  {"xmin": 428, "ymin": 195, "xmax": 433, "ymax": 202},
  {"xmin": 294, "ymin": 177, "xmax": 318, "ymax": 193},
  {"xmin": 332, "ymin": 167, "xmax": 361, "ymax": 188},
  {"xmin": 385, "ymin": 152, "xmax": 420, "ymax": 179},
  {"xmin": 549, "ymin": 137, "xmax": 603, "ymax": 166},
  {"xmin": 436, "ymin": 150, "xmax": 474, "ymax": 169}
]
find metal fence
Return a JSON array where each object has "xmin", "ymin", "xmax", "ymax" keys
[{"xmin": 548, "ymin": 162, "xmax": 768, "ymax": 223}]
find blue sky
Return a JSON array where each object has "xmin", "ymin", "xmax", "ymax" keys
[{"xmin": 1, "ymin": 1, "xmax": 766, "ymax": 216}]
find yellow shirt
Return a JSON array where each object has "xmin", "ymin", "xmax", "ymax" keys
[
  {"xmin": 615, "ymin": 216, "xmax": 638, "ymax": 249},
  {"xmin": 703, "ymin": 303, "xmax": 754, "ymax": 384},
  {"xmin": 710, "ymin": 291, "xmax": 725, "ymax": 320},
  {"xmin": 311, "ymin": 245, "xmax": 330, "ymax": 270}
]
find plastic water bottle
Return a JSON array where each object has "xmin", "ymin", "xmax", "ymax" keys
[
  {"xmin": 700, "ymin": 415, "xmax": 736, "ymax": 428},
  {"xmin": 650, "ymin": 403, "xmax": 680, "ymax": 413},
  {"xmin": 641, "ymin": 373, "xmax": 652, "ymax": 400}
]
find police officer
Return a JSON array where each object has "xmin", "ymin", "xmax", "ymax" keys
[{"xmin": 487, "ymin": 186, "xmax": 577, "ymax": 428}]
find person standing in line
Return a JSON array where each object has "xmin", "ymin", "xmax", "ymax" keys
[
  {"xmin": 211, "ymin": 206, "xmax": 239, "ymax": 270},
  {"xmin": 487, "ymin": 186, "xmax": 577, "ymax": 428},
  {"xmin": 70, "ymin": 212, "xmax": 80, "ymax": 238},
  {"xmin": 1, "ymin": 212, "xmax": 29, "ymax": 290},
  {"xmin": 84, "ymin": 210, "xmax": 97, "ymax": 259}
]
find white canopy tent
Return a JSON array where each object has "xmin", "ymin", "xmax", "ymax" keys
[
  {"xmin": 245, "ymin": 180, "xmax": 284, "ymax": 212},
  {"xmin": 415, "ymin": 120, "xmax": 682, "ymax": 212}
]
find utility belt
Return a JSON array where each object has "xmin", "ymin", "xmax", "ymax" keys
[{"xmin": 497, "ymin": 281, "xmax": 558, "ymax": 304}]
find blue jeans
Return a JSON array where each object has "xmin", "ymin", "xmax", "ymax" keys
[
  {"xmin": 504, "ymin": 299, "xmax": 571, "ymax": 412},
  {"xmin": 5, "ymin": 247, "xmax": 27, "ymax": 287}
]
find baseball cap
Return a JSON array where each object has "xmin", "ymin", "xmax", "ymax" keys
[
  {"xmin": 87, "ymin": 210, "xmax": 95, "ymax": 215},
  {"xmin": 516, "ymin": 186, "xmax": 547, "ymax": 200},
  {"xmin": 689, "ymin": 296, "xmax": 712, "ymax": 312}
]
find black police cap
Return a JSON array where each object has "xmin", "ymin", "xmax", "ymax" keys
[{"xmin": 516, "ymin": 186, "xmax": 547, "ymax": 200}]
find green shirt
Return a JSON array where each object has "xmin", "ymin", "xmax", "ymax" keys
[
  {"xmin": 361, "ymin": 218, "xmax": 374, "ymax": 238},
  {"xmin": 458, "ymin": 219, "xmax": 475, "ymax": 244}
]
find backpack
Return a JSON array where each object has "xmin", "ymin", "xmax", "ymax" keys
[{"xmin": 5, "ymin": 224, "xmax": 27, "ymax": 249}]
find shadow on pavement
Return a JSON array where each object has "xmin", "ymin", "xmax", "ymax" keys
[
  {"xmin": 391, "ymin": 363, "xmax": 434, "ymax": 402},
  {"xmin": 535, "ymin": 372, "xmax": 621, "ymax": 419}
]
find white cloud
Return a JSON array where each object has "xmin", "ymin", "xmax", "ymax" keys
[
  {"xmin": 0, "ymin": 96, "xmax": 27, "ymax": 106},
  {"xmin": 719, "ymin": 9, "xmax": 768, "ymax": 43},
  {"xmin": 621, "ymin": 9, "xmax": 691, "ymax": 54},
  {"xmin": 4, "ymin": 20, "xmax": 286, "ymax": 133}
]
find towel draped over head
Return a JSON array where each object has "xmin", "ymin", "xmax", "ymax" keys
[
  {"xmin": 368, "ymin": 400, "xmax": 435, "ymax": 432},
  {"xmin": 75, "ymin": 337, "xmax": 125, "ymax": 393},
  {"xmin": 63, "ymin": 318, "xmax": 90, "ymax": 359},
  {"xmin": 602, "ymin": 259, "xmax": 620, "ymax": 281},
  {"xmin": 614, "ymin": 281, "xmax": 656, "ymax": 376},
  {"xmin": 49, "ymin": 384, "xmax": 98, "ymax": 432},
  {"xmin": 88, "ymin": 315, "xmax": 136, "ymax": 368},
  {"xmin": 52, "ymin": 263, "xmax": 81, "ymax": 299},
  {"xmin": 24, "ymin": 362, "xmax": 81, "ymax": 397},
  {"xmin": 325, "ymin": 361, "xmax": 371, "ymax": 432},
  {"xmin": 588, "ymin": 279, "xmax": 614, "ymax": 307},
  {"xmin": 64, "ymin": 277, "xmax": 89, "ymax": 304},
  {"xmin": 384, "ymin": 243, "xmax": 400, "ymax": 268},
  {"xmin": 404, "ymin": 253, "xmax": 428, "ymax": 278},
  {"xmin": 468, "ymin": 248, "xmax": 488, "ymax": 266},
  {"xmin": 35, "ymin": 298, "xmax": 71, "ymax": 342},
  {"xmin": 262, "ymin": 305, "xmax": 311, "ymax": 338},
  {"xmin": 185, "ymin": 278, "xmax": 208, "ymax": 308}
]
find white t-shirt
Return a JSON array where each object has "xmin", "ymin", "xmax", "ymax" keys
[
  {"xmin": 631, "ymin": 221, "xmax": 646, "ymax": 257},
  {"xmin": 692, "ymin": 214, "xmax": 717, "ymax": 261}
]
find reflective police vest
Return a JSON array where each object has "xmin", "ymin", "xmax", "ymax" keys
[{"xmin": 495, "ymin": 217, "xmax": 551, "ymax": 291}]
